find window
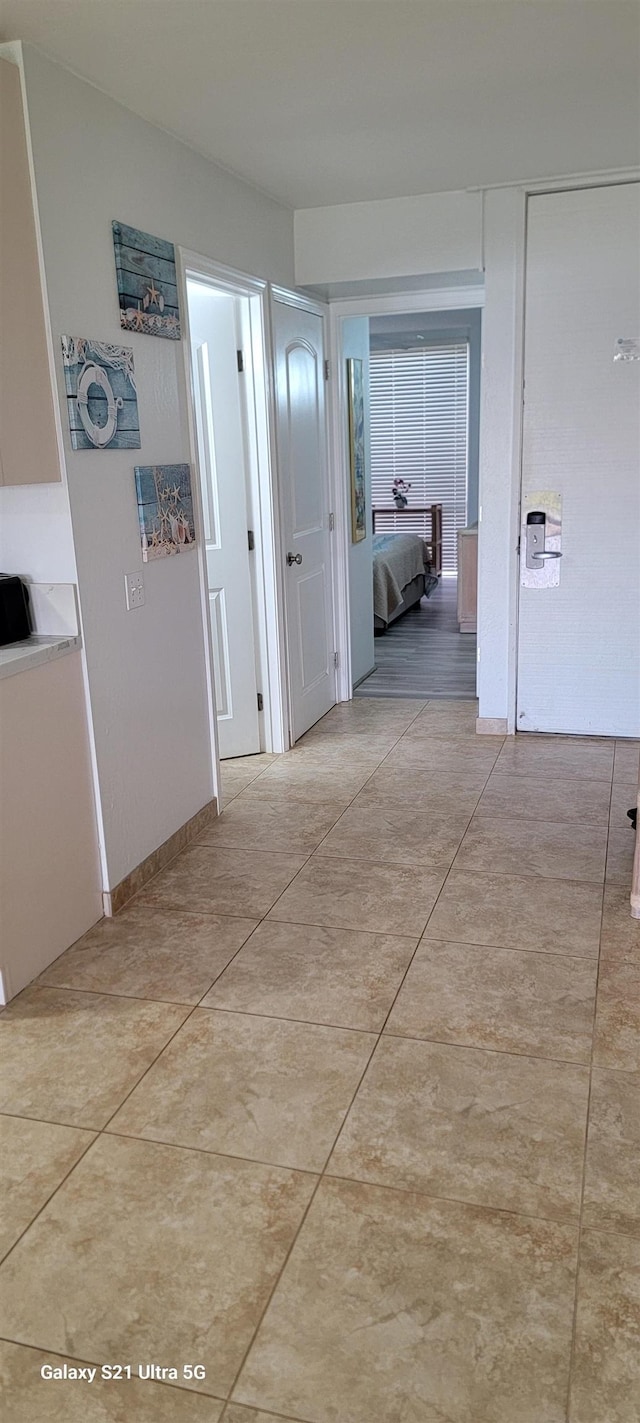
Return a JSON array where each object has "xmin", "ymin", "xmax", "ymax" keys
[{"xmin": 369, "ymin": 342, "xmax": 469, "ymax": 573}]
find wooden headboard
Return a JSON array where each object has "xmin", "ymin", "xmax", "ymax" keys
[{"xmin": 372, "ymin": 503, "xmax": 443, "ymax": 580}]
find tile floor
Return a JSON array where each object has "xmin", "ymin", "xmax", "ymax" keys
[{"xmin": 1, "ymin": 699, "xmax": 638, "ymax": 1422}]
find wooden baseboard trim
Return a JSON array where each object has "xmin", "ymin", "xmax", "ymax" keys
[
  {"xmin": 102, "ymin": 797, "xmax": 218, "ymax": 917},
  {"xmin": 476, "ymin": 716, "xmax": 509, "ymax": 736}
]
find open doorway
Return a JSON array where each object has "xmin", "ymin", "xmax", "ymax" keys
[
  {"xmin": 329, "ymin": 287, "xmax": 483, "ymax": 705},
  {"xmin": 182, "ymin": 258, "xmax": 287, "ymax": 772},
  {"xmin": 358, "ymin": 307, "xmax": 480, "ymax": 699}
]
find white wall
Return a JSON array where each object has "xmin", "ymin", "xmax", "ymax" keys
[
  {"xmin": 295, "ymin": 190, "xmax": 482, "ymax": 287},
  {"xmin": 0, "ymin": 43, "xmax": 294, "ymax": 892},
  {"xmin": 342, "ymin": 317, "xmax": 374, "ymax": 686},
  {"xmin": 477, "ymin": 187, "xmax": 525, "ymax": 728}
]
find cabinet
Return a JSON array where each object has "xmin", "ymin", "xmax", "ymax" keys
[
  {"xmin": 457, "ymin": 526, "xmax": 478, "ymax": 633},
  {"xmin": 0, "ymin": 57, "xmax": 60, "ymax": 485}
]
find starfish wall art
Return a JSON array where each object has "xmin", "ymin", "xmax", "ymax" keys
[{"xmin": 112, "ymin": 221, "xmax": 181, "ymax": 340}]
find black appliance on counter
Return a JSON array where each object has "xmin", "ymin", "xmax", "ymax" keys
[{"xmin": 0, "ymin": 575, "xmax": 32, "ymax": 646}]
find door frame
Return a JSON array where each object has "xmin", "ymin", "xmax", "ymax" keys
[
  {"xmin": 326, "ymin": 283, "xmax": 485, "ymax": 698},
  {"xmin": 270, "ymin": 284, "xmax": 339, "ymax": 741},
  {"xmin": 177, "ymin": 251, "xmax": 289, "ymax": 797}
]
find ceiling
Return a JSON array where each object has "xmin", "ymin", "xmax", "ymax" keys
[{"xmin": 1, "ymin": 0, "xmax": 638, "ymax": 208}]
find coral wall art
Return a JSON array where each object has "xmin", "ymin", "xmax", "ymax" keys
[
  {"xmin": 61, "ymin": 336, "xmax": 140, "ymax": 450},
  {"xmin": 134, "ymin": 464, "xmax": 196, "ymax": 561},
  {"xmin": 113, "ymin": 221, "xmax": 181, "ymax": 340}
]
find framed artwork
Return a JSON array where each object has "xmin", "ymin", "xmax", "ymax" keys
[
  {"xmin": 347, "ymin": 357, "xmax": 366, "ymax": 543},
  {"xmin": 134, "ymin": 464, "xmax": 196, "ymax": 561},
  {"xmin": 112, "ymin": 221, "xmax": 181, "ymax": 340},
  {"xmin": 61, "ymin": 336, "xmax": 140, "ymax": 450}
]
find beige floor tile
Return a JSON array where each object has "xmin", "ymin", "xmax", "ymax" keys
[
  {"xmin": 142, "ymin": 845, "xmax": 307, "ymax": 919},
  {"xmin": 600, "ymin": 883, "xmax": 640, "ymax": 963},
  {"xmin": 234, "ymin": 1177, "xmax": 577, "ymax": 1423},
  {"xmin": 569, "ymin": 1230, "xmax": 640, "ymax": 1423},
  {"xmin": 110, "ymin": 1009, "xmax": 375, "ymax": 1172},
  {"xmin": 250, "ymin": 758, "xmax": 375, "ymax": 803},
  {"xmin": 321, "ymin": 697, "xmax": 425, "ymax": 727},
  {"xmin": 478, "ymin": 772, "xmax": 611, "ymax": 826},
  {"xmin": 0, "ymin": 1135, "xmax": 314, "ymax": 1401},
  {"xmin": 297, "ymin": 722, "xmax": 402, "ymax": 756},
  {"xmin": 224, "ymin": 754, "xmax": 279, "ymax": 772},
  {"xmin": 269, "ymin": 856, "xmax": 446, "ymax": 937},
  {"xmin": 40, "ymin": 903, "xmax": 257, "ymax": 1004},
  {"xmin": 329, "ymin": 1036, "xmax": 588, "ymax": 1220},
  {"xmin": 196, "ymin": 794, "xmax": 345, "ymax": 854},
  {"xmin": 454, "ymin": 815, "xmax": 607, "ymax": 884},
  {"xmin": 593, "ymin": 959, "xmax": 640, "ymax": 1072},
  {"xmin": 318, "ymin": 802, "xmax": 470, "ymax": 870},
  {"xmin": 385, "ymin": 939, "xmax": 597, "ymax": 1061},
  {"xmin": 613, "ymin": 739, "xmax": 640, "ymax": 787},
  {"xmin": 404, "ymin": 699, "xmax": 479, "ymax": 739},
  {"xmin": 203, "ymin": 919, "xmax": 416, "ymax": 1030},
  {"xmin": 383, "ymin": 736, "xmax": 500, "ymax": 775},
  {"xmin": 220, "ymin": 769, "xmax": 268, "ymax": 806},
  {"xmin": 583, "ymin": 1069, "xmax": 640, "ymax": 1237},
  {"xmin": 0, "ymin": 1341, "xmax": 225, "ymax": 1421},
  {"xmin": 495, "ymin": 735, "xmax": 614, "ymax": 783},
  {"xmin": 265, "ymin": 742, "xmax": 382, "ymax": 769},
  {"xmin": 427, "ymin": 870, "xmax": 602, "ymax": 957},
  {"xmin": 606, "ymin": 792, "xmax": 637, "ymax": 884},
  {"xmin": 226, "ymin": 1408, "xmax": 293, "ymax": 1423},
  {"xmin": 0, "ymin": 1116, "xmax": 95, "ymax": 1260},
  {"xmin": 351, "ymin": 766, "xmax": 484, "ymax": 814},
  {"xmin": 0, "ymin": 987, "xmax": 188, "ymax": 1129}
]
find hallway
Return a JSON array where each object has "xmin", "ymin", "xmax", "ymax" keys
[
  {"xmin": 1, "ymin": 700, "xmax": 638, "ymax": 1421},
  {"xmin": 356, "ymin": 577, "xmax": 477, "ymax": 700}
]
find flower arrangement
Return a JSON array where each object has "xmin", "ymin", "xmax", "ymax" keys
[{"xmin": 392, "ymin": 477, "xmax": 411, "ymax": 508}]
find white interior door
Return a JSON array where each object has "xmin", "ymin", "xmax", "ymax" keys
[
  {"xmin": 188, "ymin": 280, "xmax": 261, "ymax": 759},
  {"xmin": 272, "ymin": 294, "xmax": 336, "ymax": 741},
  {"xmin": 517, "ymin": 183, "xmax": 640, "ymax": 737}
]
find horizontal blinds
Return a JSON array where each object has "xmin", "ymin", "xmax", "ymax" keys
[{"xmin": 369, "ymin": 343, "xmax": 469, "ymax": 573}]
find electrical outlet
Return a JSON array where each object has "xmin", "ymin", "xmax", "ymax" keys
[{"xmin": 125, "ymin": 571, "xmax": 145, "ymax": 610}]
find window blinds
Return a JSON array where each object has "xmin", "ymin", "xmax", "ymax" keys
[{"xmin": 369, "ymin": 343, "xmax": 469, "ymax": 573}]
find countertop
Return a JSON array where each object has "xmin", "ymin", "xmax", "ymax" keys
[{"xmin": 0, "ymin": 634, "xmax": 82, "ymax": 682}]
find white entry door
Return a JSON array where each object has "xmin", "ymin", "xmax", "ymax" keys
[
  {"xmin": 272, "ymin": 294, "xmax": 336, "ymax": 741},
  {"xmin": 188, "ymin": 281, "xmax": 261, "ymax": 759},
  {"xmin": 517, "ymin": 183, "xmax": 640, "ymax": 737}
]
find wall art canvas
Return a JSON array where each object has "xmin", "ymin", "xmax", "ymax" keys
[
  {"xmin": 113, "ymin": 221, "xmax": 181, "ymax": 339},
  {"xmin": 61, "ymin": 336, "xmax": 140, "ymax": 450},
  {"xmin": 347, "ymin": 357, "xmax": 366, "ymax": 543},
  {"xmin": 134, "ymin": 464, "xmax": 196, "ymax": 561}
]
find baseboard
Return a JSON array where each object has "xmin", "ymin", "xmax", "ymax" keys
[
  {"xmin": 476, "ymin": 716, "xmax": 509, "ymax": 736},
  {"xmin": 352, "ymin": 665, "xmax": 377, "ymax": 690},
  {"xmin": 102, "ymin": 796, "xmax": 218, "ymax": 917}
]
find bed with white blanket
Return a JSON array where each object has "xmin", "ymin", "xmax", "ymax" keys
[{"xmin": 372, "ymin": 531, "xmax": 433, "ymax": 631}]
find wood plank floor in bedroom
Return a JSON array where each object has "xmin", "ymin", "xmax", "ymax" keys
[{"xmin": 355, "ymin": 576, "xmax": 477, "ymax": 700}]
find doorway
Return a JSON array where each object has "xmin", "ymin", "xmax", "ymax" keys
[
  {"xmin": 328, "ymin": 288, "xmax": 484, "ymax": 702},
  {"xmin": 516, "ymin": 182, "xmax": 640, "ymax": 737}
]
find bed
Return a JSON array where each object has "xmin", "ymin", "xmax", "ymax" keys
[
  {"xmin": 372, "ymin": 504, "xmax": 442, "ymax": 631},
  {"xmin": 372, "ymin": 531, "xmax": 432, "ymax": 631}
]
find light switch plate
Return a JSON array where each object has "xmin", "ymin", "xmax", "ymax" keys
[{"xmin": 125, "ymin": 571, "xmax": 145, "ymax": 610}]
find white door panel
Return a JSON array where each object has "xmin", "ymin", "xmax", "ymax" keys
[
  {"xmin": 272, "ymin": 299, "xmax": 336, "ymax": 741},
  {"xmin": 517, "ymin": 183, "xmax": 640, "ymax": 737},
  {"xmin": 189, "ymin": 282, "xmax": 260, "ymax": 758}
]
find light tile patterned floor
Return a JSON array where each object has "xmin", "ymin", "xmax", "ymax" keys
[{"xmin": 1, "ymin": 700, "xmax": 638, "ymax": 1423}]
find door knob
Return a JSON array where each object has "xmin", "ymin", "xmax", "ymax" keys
[{"xmin": 286, "ymin": 552, "xmax": 303, "ymax": 566}]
